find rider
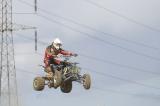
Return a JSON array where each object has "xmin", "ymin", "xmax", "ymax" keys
[{"xmin": 44, "ymin": 38, "xmax": 77, "ymax": 79}]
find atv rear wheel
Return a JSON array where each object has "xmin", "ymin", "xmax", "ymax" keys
[
  {"xmin": 60, "ymin": 81, "xmax": 72, "ymax": 93},
  {"xmin": 53, "ymin": 70, "xmax": 62, "ymax": 88},
  {"xmin": 83, "ymin": 74, "xmax": 91, "ymax": 90},
  {"xmin": 33, "ymin": 77, "xmax": 45, "ymax": 91}
]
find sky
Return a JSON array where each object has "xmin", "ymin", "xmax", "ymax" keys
[{"xmin": 11, "ymin": 0, "xmax": 160, "ymax": 106}]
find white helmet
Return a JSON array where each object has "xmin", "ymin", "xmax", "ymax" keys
[{"xmin": 52, "ymin": 38, "xmax": 62, "ymax": 50}]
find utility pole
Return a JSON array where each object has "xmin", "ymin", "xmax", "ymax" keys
[{"xmin": 0, "ymin": 0, "xmax": 36, "ymax": 106}]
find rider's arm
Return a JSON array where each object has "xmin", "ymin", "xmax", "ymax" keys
[{"xmin": 60, "ymin": 49, "xmax": 73, "ymax": 56}]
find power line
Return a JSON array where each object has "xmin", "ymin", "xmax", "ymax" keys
[
  {"xmin": 13, "ymin": 0, "xmax": 160, "ymax": 90},
  {"xmin": 35, "ymin": 13, "xmax": 160, "ymax": 61},
  {"xmin": 15, "ymin": 33, "xmax": 160, "ymax": 76},
  {"xmin": 17, "ymin": 0, "xmax": 160, "ymax": 51},
  {"xmin": 14, "ymin": 0, "xmax": 160, "ymax": 97},
  {"xmin": 80, "ymin": 53, "xmax": 160, "ymax": 75},
  {"xmin": 15, "ymin": 69, "xmax": 140, "ymax": 96},
  {"xmin": 16, "ymin": 0, "xmax": 160, "ymax": 74},
  {"xmin": 17, "ymin": 0, "xmax": 160, "ymax": 61},
  {"xmin": 16, "ymin": 33, "xmax": 47, "ymax": 45},
  {"xmin": 82, "ymin": 67, "xmax": 160, "ymax": 90},
  {"xmin": 92, "ymin": 86, "xmax": 160, "ymax": 98},
  {"xmin": 16, "ymin": 68, "xmax": 160, "ymax": 98},
  {"xmin": 82, "ymin": 0, "xmax": 160, "ymax": 33},
  {"xmin": 14, "ymin": 36, "xmax": 160, "ymax": 94}
]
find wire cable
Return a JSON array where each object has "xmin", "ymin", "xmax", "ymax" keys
[
  {"xmin": 82, "ymin": 0, "xmax": 160, "ymax": 33},
  {"xmin": 79, "ymin": 53, "xmax": 160, "ymax": 75},
  {"xmin": 17, "ymin": 0, "xmax": 160, "ymax": 51},
  {"xmin": 92, "ymin": 86, "xmax": 160, "ymax": 99},
  {"xmin": 35, "ymin": 14, "xmax": 160, "ymax": 61},
  {"xmin": 16, "ymin": 68, "xmax": 160, "ymax": 98},
  {"xmin": 15, "ymin": 69, "xmax": 136, "ymax": 96},
  {"xmin": 16, "ymin": 63, "xmax": 160, "ymax": 97},
  {"xmin": 15, "ymin": 33, "xmax": 160, "ymax": 76},
  {"xmin": 82, "ymin": 67, "xmax": 160, "ymax": 90}
]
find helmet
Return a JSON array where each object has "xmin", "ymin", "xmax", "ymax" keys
[{"xmin": 52, "ymin": 38, "xmax": 62, "ymax": 50}]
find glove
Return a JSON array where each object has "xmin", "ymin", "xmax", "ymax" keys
[{"xmin": 72, "ymin": 53, "xmax": 78, "ymax": 57}]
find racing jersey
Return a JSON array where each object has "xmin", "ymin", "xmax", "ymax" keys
[{"xmin": 44, "ymin": 45, "xmax": 72, "ymax": 66}]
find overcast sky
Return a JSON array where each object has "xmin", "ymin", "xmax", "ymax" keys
[{"xmin": 12, "ymin": 0, "xmax": 160, "ymax": 106}]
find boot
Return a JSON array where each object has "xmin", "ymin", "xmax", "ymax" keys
[{"xmin": 46, "ymin": 72, "xmax": 54, "ymax": 80}]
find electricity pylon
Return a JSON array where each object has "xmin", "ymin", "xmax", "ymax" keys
[{"xmin": 0, "ymin": 0, "xmax": 36, "ymax": 106}]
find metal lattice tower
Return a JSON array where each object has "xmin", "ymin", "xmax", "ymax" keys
[
  {"xmin": 0, "ymin": 0, "xmax": 18, "ymax": 106},
  {"xmin": 0, "ymin": 0, "xmax": 36, "ymax": 106}
]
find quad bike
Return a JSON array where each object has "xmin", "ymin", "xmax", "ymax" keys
[{"xmin": 33, "ymin": 55, "xmax": 91, "ymax": 93}]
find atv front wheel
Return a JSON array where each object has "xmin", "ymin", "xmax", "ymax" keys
[
  {"xmin": 53, "ymin": 70, "xmax": 62, "ymax": 88},
  {"xmin": 33, "ymin": 77, "xmax": 45, "ymax": 91},
  {"xmin": 60, "ymin": 81, "xmax": 72, "ymax": 93},
  {"xmin": 83, "ymin": 74, "xmax": 91, "ymax": 90}
]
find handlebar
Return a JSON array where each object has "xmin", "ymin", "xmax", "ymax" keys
[
  {"xmin": 55, "ymin": 53, "xmax": 78, "ymax": 58},
  {"xmin": 55, "ymin": 54, "xmax": 71, "ymax": 58}
]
